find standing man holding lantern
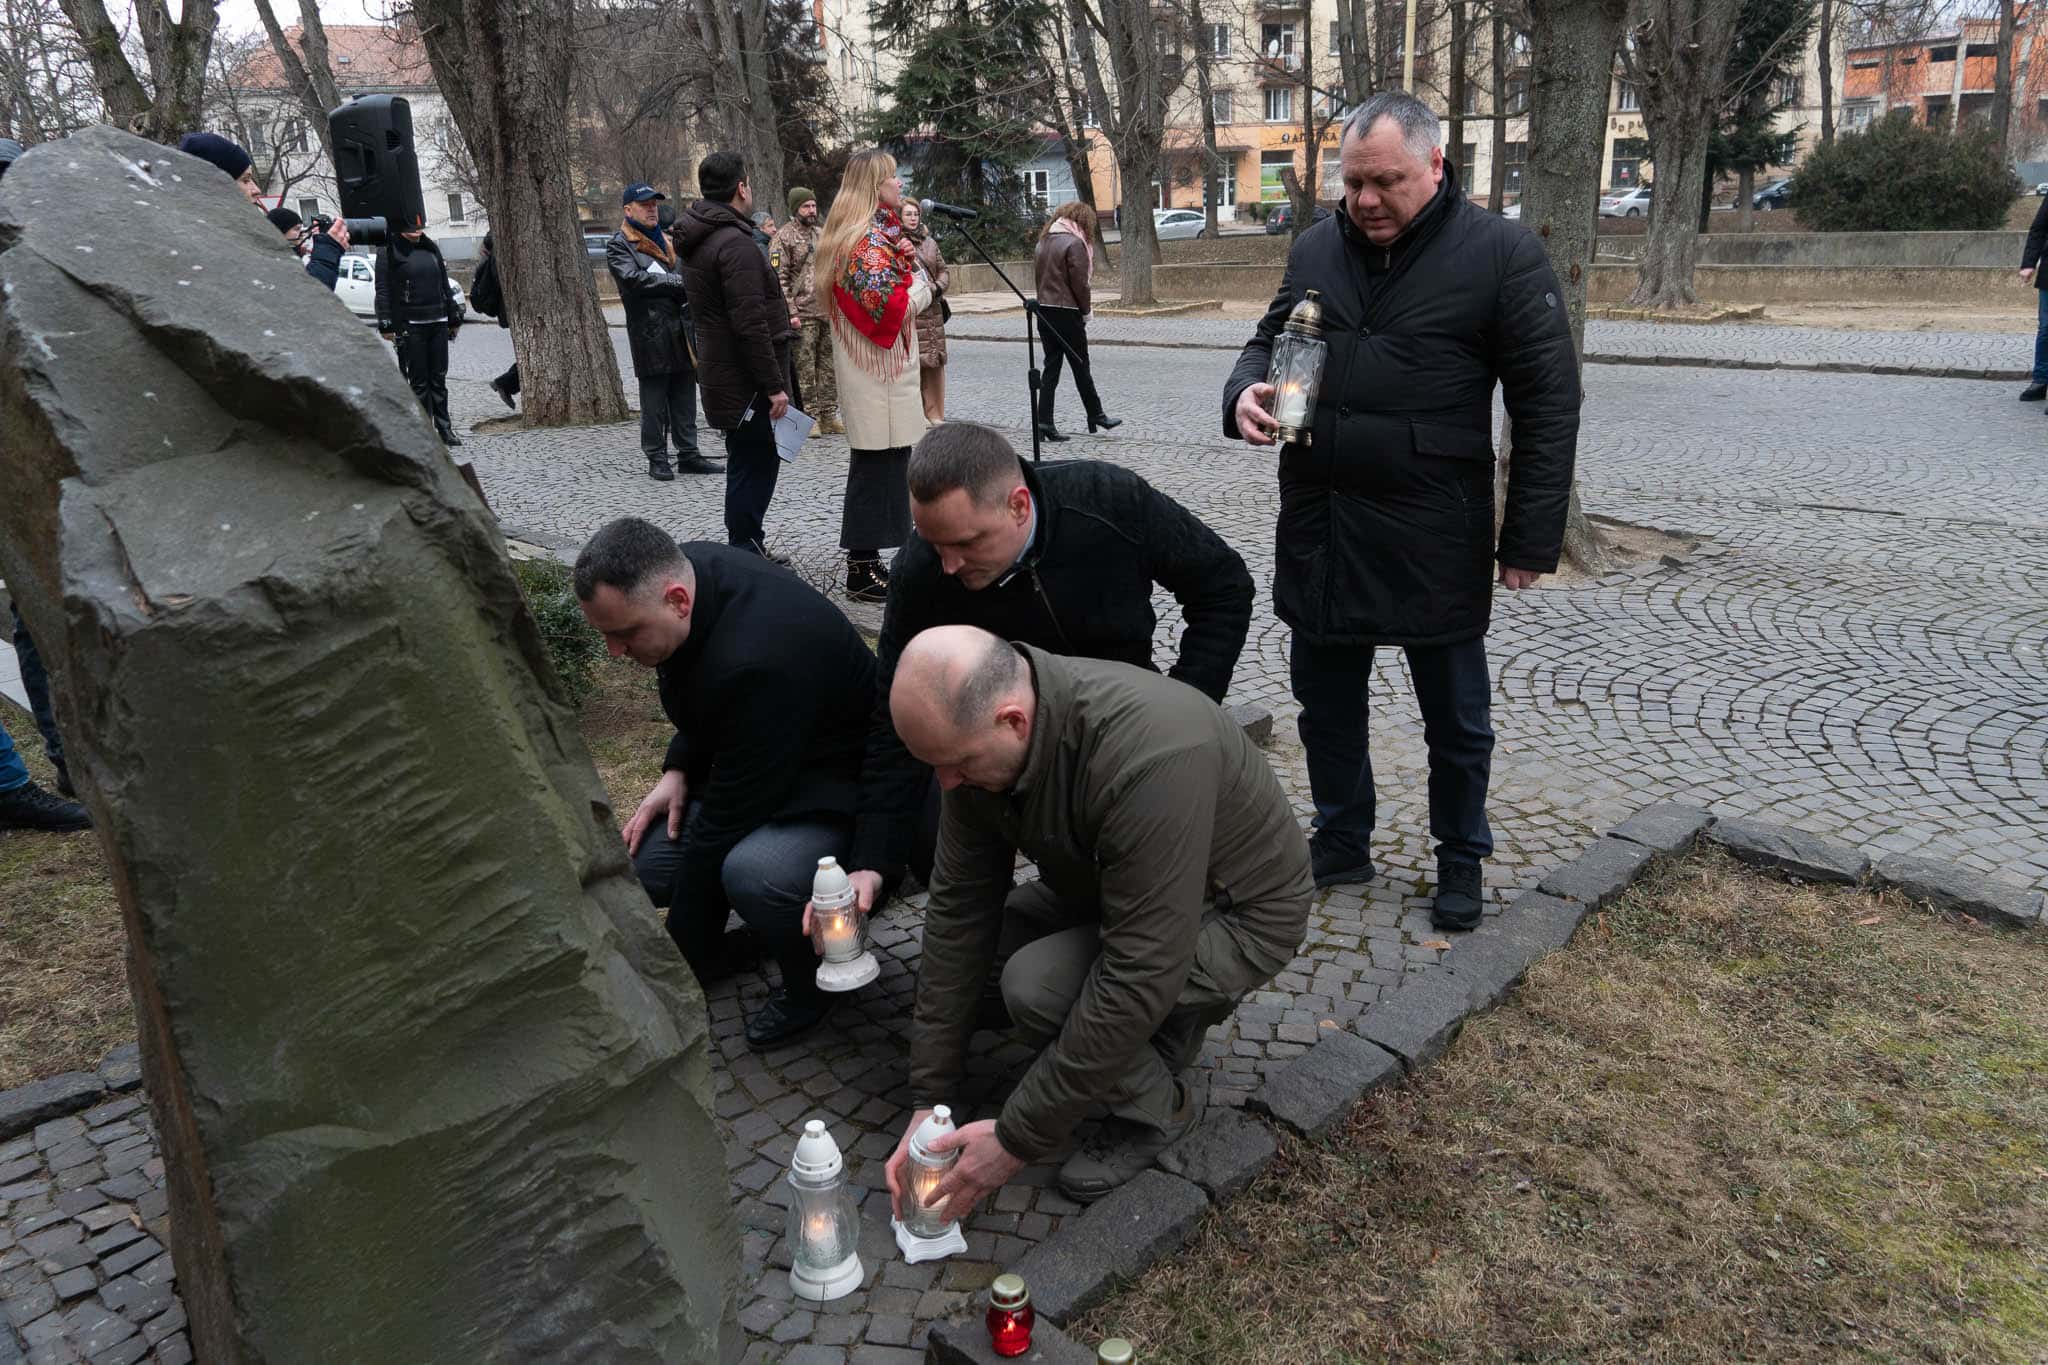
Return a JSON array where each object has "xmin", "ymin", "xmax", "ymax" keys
[{"xmin": 1224, "ymin": 91, "xmax": 1580, "ymax": 932}]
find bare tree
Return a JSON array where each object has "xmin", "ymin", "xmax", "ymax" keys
[
  {"xmin": 56, "ymin": 0, "xmax": 219, "ymax": 139},
  {"xmin": 690, "ymin": 0, "xmax": 786, "ymax": 209},
  {"xmin": 1034, "ymin": 7, "xmax": 1109, "ymax": 237},
  {"xmin": 1991, "ymin": 0, "xmax": 2016, "ymax": 156},
  {"xmin": 249, "ymin": 0, "xmax": 342, "ymax": 163},
  {"xmin": 413, "ymin": 0, "xmax": 628, "ymax": 427},
  {"xmin": 1488, "ymin": 9, "xmax": 1509, "ymax": 209},
  {"xmin": 1621, "ymin": 0, "xmax": 1743, "ymax": 308},
  {"xmin": 203, "ymin": 31, "xmax": 328, "ymax": 205},
  {"xmin": 0, "ymin": 0, "xmax": 103, "ymax": 142},
  {"xmin": 1187, "ymin": 0, "xmax": 1224, "ymax": 236},
  {"xmin": 1066, "ymin": 0, "xmax": 1186, "ymax": 305}
]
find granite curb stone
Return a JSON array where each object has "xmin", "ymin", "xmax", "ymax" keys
[
  {"xmin": 1871, "ymin": 854, "xmax": 2045, "ymax": 930},
  {"xmin": 1156, "ymin": 1108, "xmax": 1277, "ymax": 1201},
  {"xmin": 1537, "ymin": 836, "xmax": 1658, "ymax": 910},
  {"xmin": 1607, "ymin": 802, "xmax": 1716, "ymax": 856},
  {"xmin": 1710, "ymin": 818, "xmax": 1871, "ymax": 884},
  {"xmin": 1248, "ymin": 1030, "xmax": 1401, "ymax": 1138},
  {"xmin": 0, "ymin": 1076, "xmax": 106, "ymax": 1145},
  {"xmin": 1442, "ymin": 891, "xmax": 1589, "ymax": 1010},
  {"xmin": 924, "ymin": 1315, "xmax": 1096, "ymax": 1363},
  {"xmin": 1008, "ymin": 1170, "xmax": 1208, "ymax": 1324},
  {"xmin": 1353, "ymin": 970, "xmax": 1474, "ymax": 1070}
]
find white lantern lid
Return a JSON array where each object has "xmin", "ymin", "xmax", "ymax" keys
[
  {"xmin": 791, "ymin": 1119, "xmax": 844, "ymax": 1181},
  {"xmin": 813, "ymin": 856, "xmax": 855, "ymax": 910},
  {"xmin": 909, "ymin": 1106, "xmax": 955, "ymax": 1158}
]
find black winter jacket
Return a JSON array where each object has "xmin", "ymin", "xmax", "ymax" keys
[
  {"xmin": 675, "ymin": 199, "xmax": 794, "ymax": 427},
  {"xmin": 304, "ymin": 232, "xmax": 343, "ymax": 291},
  {"xmin": 374, "ymin": 232, "xmax": 461, "ymax": 331},
  {"xmin": 851, "ymin": 458, "xmax": 1254, "ymax": 875},
  {"xmin": 1223, "ymin": 164, "xmax": 1580, "ymax": 647},
  {"xmin": 608, "ymin": 223, "xmax": 692, "ymax": 374},
  {"xmin": 2023, "ymin": 195, "xmax": 2048, "ymax": 287},
  {"xmin": 653, "ymin": 543, "xmax": 877, "ymax": 917},
  {"xmin": 470, "ymin": 250, "xmax": 510, "ymax": 329}
]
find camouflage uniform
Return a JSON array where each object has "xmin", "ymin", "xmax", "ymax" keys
[{"xmin": 775, "ymin": 217, "xmax": 839, "ymax": 430}]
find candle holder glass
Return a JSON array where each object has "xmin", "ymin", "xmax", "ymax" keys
[
  {"xmin": 810, "ymin": 856, "xmax": 880, "ymax": 991},
  {"xmin": 786, "ymin": 1119, "xmax": 864, "ymax": 1301},
  {"xmin": 892, "ymin": 1105, "xmax": 969, "ymax": 1263},
  {"xmin": 1266, "ymin": 288, "xmax": 1328, "ymax": 447}
]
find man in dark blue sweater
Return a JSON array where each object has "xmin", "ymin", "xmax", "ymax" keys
[{"xmin": 574, "ymin": 518, "xmax": 877, "ymax": 1045}]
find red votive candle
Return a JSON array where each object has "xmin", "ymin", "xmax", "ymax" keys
[{"xmin": 986, "ymin": 1273, "xmax": 1034, "ymax": 1357}]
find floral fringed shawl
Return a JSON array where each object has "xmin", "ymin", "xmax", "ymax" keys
[{"xmin": 830, "ymin": 206, "xmax": 919, "ymax": 381}]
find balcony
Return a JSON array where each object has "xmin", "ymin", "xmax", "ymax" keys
[{"xmin": 1258, "ymin": 49, "xmax": 1303, "ymax": 73}]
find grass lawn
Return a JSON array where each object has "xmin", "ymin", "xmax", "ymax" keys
[
  {"xmin": 1075, "ymin": 850, "xmax": 2048, "ymax": 1363},
  {"xmin": 0, "ymin": 661, "xmax": 674, "ymax": 1090}
]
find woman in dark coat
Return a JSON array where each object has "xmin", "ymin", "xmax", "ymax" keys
[
  {"xmin": 1031, "ymin": 201, "xmax": 1119, "ymax": 441},
  {"xmin": 470, "ymin": 232, "xmax": 519, "ymax": 409},
  {"xmin": 375, "ymin": 226, "xmax": 465, "ymax": 446}
]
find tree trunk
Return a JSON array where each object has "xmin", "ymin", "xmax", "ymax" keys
[
  {"xmin": 1295, "ymin": 16, "xmax": 1318, "ymax": 235},
  {"xmin": 416, "ymin": 0, "xmax": 628, "ymax": 428},
  {"xmin": 1069, "ymin": 0, "xmax": 1176, "ymax": 307},
  {"xmin": 250, "ymin": 0, "xmax": 337, "ymax": 163},
  {"xmin": 1993, "ymin": 0, "xmax": 2017, "ymax": 157},
  {"xmin": 1629, "ymin": 130, "xmax": 1710, "ymax": 306},
  {"xmin": 1817, "ymin": 0, "xmax": 1833, "ymax": 142},
  {"xmin": 1334, "ymin": 0, "xmax": 1371, "ymax": 102},
  {"xmin": 1488, "ymin": 11, "xmax": 1507, "ymax": 212},
  {"xmin": 59, "ymin": 0, "xmax": 217, "ymax": 140},
  {"xmin": 1736, "ymin": 163, "xmax": 1753, "ymax": 231},
  {"xmin": 691, "ymin": 0, "xmax": 783, "ymax": 205},
  {"xmin": 295, "ymin": 0, "xmax": 342, "ymax": 110},
  {"xmin": 1627, "ymin": 0, "xmax": 1743, "ymax": 310},
  {"xmin": 1190, "ymin": 0, "xmax": 1222, "ymax": 236},
  {"xmin": 736, "ymin": 0, "xmax": 785, "ymax": 211},
  {"xmin": 57, "ymin": 0, "xmax": 150, "ymax": 131},
  {"xmin": 1448, "ymin": 0, "xmax": 1468, "ymax": 184},
  {"xmin": 1520, "ymin": 0, "xmax": 1628, "ymax": 571}
]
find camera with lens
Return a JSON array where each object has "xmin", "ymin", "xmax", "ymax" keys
[{"xmin": 309, "ymin": 212, "xmax": 389, "ymax": 246}]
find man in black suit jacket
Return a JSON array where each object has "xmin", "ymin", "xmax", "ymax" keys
[{"xmin": 574, "ymin": 518, "xmax": 876, "ymax": 1045}]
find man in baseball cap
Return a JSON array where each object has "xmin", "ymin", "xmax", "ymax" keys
[{"xmin": 609, "ymin": 183, "xmax": 718, "ymax": 479}]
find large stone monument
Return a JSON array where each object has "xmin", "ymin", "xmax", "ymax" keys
[{"xmin": 0, "ymin": 127, "xmax": 738, "ymax": 1361}]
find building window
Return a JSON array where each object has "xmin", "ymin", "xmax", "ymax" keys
[
  {"xmin": 248, "ymin": 121, "xmax": 268, "ymax": 154},
  {"xmin": 841, "ymin": 47, "xmax": 855, "ymax": 81},
  {"xmin": 1320, "ymin": 148, "xmax": 1342, "ymax": 198},
  {"xmin": 282, "ymin": 118, "xmax": 308, "ymax": 154},
  {"xmin": 1503, "ymin": 140, "xmax": 1526, "ymax": 193},
  {"xmin": 1264, "ymin": 86, "xmax": 1293, "ymax": 122},
  {"xmin": 1261, "ymin": 22, "xmax": 1297, "ymax": 68},
  {"xmin": 1616, "ymin": 79, "xmax": 1639, "ymax": 112},
  {"xmin": 447, "ymin": 192, "xmax": 466, "ymax": 224},
  {"xmin": 1929, "ymin": 45, "xmax": 1956, "ymax": 61},
  {"xmin": 1462, "ymin": 81, "xmax": 1481, "ymax": 114},
  {"xmin": 1082, "ymin": 97, "xmax": 1100, "ymax": 129},
  {"xmin": 1509, "ymin": 27, "xmax": 1531, "ymax": 57},
  {"xmin": 1844, "ymin": 101, "xmax": 1876, "ymax": 129},
  {"xmin": 1212, "ymin": 88, "xmax": 1234, "ymax": 124},
  {"xmin": 1328, "ymin": 20, "xmax": 1340, "ymax": 51},
  {"xmin": 1460, "ymin": 141, "xmax": 1476, "ymax": 183},
  {"xmin": 1259, "ymin": 150, "xmax": 1294, "ymax": 202},
  {"xmin": 1610, "ymin": 136, "xmax": 1649, "ymax": 186},
  {"xmin": 1021, "ymin": 169, "xmax": 1049, "ymax": 209},
  {"xmin": 1207, "ymin": 23, "xmax": 1229, "ymax": 57},
  {"xmin": 1774, "ymin": 74, "xmax": 1802, "ymax": 106},
  {"xmin": 298, "ymin": 198, "xmax": 319, "ymax": 219},
  {"xmin": 1155, "ymin": 21, "xmax": 1174, "ymax": 54},
  {"xmin": 1506, "ymin": 71, "xmax": 1529, "ymax": 115}
]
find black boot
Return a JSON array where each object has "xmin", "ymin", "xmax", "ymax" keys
[
  {"xmin": 746, "ymin": 989, "xmax": 827, "ymax": 1047},
  {"xmin": 846, "ymin": 556, "xmax": 888, "ymax": 604},
  {"xmin": 1309, "ymin": 830, "xmax": 1375, "ymax": 889},
  {"xmin": 0, "ymin": 780, "xmax": 90, "ymax": 832},
  {"xmin": 437, "ymin": 425, "xmax": 465, "ymax": 447},
  {"xmin": 647, "ymin": 457, "xmax": 676, "ymax": 482},
  {"xmin": 1037, "ymin": 422, "xmax": 1070, "ymax": 443},
  {"xmin": 1086, "ymin": 412, "xmax": 1122, "ymax": 432},
  {"xmin": 1431, "ymin": 859, "xmax": 1485, "ymax": 932}
]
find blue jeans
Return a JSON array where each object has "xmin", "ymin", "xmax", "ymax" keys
[
  {"xmin": 12, "ymin": 606, "xmax": 63, "ymax": 774},
  {"xmin": 632, "ymin": 805, "xmax": 852, "ymax": 998},
  {"xmin": 2033, "ymin": 287, "xmax": 2048, "ymax": 385},
  {"xmin": 0, "ymin": 717, "xmax": 28, "ymax": 793},
  {"xmin": 1288, "ymin": 634, "xmax": 1495, "ymax": 866}
]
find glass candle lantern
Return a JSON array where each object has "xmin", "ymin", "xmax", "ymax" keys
[
  {"xmin": 786, "ymin": 1119, "xmax": 864, "ymax": 1302},
  {"xmin": 810, "ymin": 856, "xmax": 879, "ymax": 991},
  {"xmin": 892, "ymin": 1105, "xmax": 969, "ymax": 1263},
  {"xmin": 1265, "ymin": 288, "xmax": 1328, "ymax": 447},
  {"xmin": 986, "ymin": 1273, "xmax": 1035, "ymax": 1357}
]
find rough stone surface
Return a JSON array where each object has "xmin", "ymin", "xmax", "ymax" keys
[
  {"xmin": 1537, "ymin": 837, "xmax": 1658, "ymax": 910},
  {"xmin": 1009, "ymin": 1170, "xmax": 1209, "ymax": 1324},
  {"xmin": 1444, "ymin": 891, "xmax": 1587, "ymax": 1010},
  {"xmin": 1871, "ymin": 855, "xmax": 2045, "ymax": 930},
  {"xmin": 1155, "ymin": 1109, "xmax": 1278, "ymax": 1202},
  {"xmin": 94, "ymin": 1050, "xmax": 142, "ymax": 1098},
  {"xmin": 1355, "ymin": 971, "xmax": 1476, "ymax": 1070},
  {"xmin": 1226, "ymin": 702, "xmax": 1274, "ymax": 745},
  {"xmin": 1607, "ymin": 802, "xmax": 1715, "ymax": 856},
  {"xmin": 0, "ymin": 1078, "xmax": 106, "ymax": 1145},
  {"xmin": 1248, "ymin": 1030, "xmax": 1401, "ymax": 1138},
  {"xmin": 924, "ymin": 1315, "xmax": 1097, "ymax": 1364},
  {"xmin": 1711, "ymin": 818, "xmax": 1871, "ymax": 885},
  {"xmin": 0, "ymin": 127, "xmax": 736, "ymax": 1363}
]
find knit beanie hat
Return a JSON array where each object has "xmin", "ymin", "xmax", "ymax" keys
[
  {"xmin": 177, "ymin": 132, "xmax": 253, "ymax": 180},
  {"xmin": 266, "ymin": 206, "xmax": 303, "ymax": 233},
  {"xmin": 788, "ymin": 186, "xmax": 816, "ymax": 215}
]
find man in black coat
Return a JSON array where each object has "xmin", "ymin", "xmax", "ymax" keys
[
  {"xmin": 610, "ymin": 184, "xmax": 719, "ymax": 480},
  {"xmin": 469, "ymin": 231, "xmax": 521, "ymax": 411},
  {"xmin": 574, "ymin": 518, "xmax": 877, "ymax": 1046},
  {"xmin": 1224, "ymin": 91, "xmax": 1579, "ymax": 932},
  {"xmin": 838, "ymin": 421, "xmax": 1255, "ymax": 910},
  {"xmin": 375, "ymin": 225, "xmax": 467, "ymax": 448},
  {"xmin": 676, "ymin": 151, "xmax": 796, "ymax": 558},
  {"xmin": 2018, "ymin": 192, "xmax": 2048, "ymax": 402}
]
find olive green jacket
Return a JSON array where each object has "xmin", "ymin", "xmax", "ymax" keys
[{"xmin": 908, "ymin": 646, "xmax": 1313, "ymax": 1161}]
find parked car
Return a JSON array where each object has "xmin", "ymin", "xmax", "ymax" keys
[
  {"xmin": 333, "ymin": 252, "xmax": 469, "ymax": 324},
  {"xmin": 1501, "ymin": 200, "xmax": 1522, "ymax": 221},
  {"xmin": 1264, "ymin": 202, "xmax": 1333, "ymax": 233},
  {"xmin": 1598, "ymin": 184, "xmax": 1653, "ymax": 218},
  {"xmin": 584, "ymin": 230, "xmax": 610, "ymax": 258},
  {"xmin": 1753, "ymin": 178, "xmax": 1794, "ymax": 211},
  {"xmin": 1153, "ymin": 208, "xmax": 1209, "ymax": 240},
  {"xmin": 2033, "ymin": 181, "xmax": 2048, "ymax": 197}
]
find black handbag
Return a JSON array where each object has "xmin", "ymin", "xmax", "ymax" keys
[{"xmin": 939, "ymin": 295, "xmax": 952, "ymax": 324}]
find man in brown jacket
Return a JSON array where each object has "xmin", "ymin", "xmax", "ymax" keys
[
  {"xmin": 880, "ymin": 625, "xmax": 1312, "ymax": 1207},
  {"xmin": 774, "ymin": 187, "xmax": 842, "ymax": 434}
]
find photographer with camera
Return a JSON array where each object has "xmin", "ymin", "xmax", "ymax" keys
[
  {"xmin": 266, "ymin": 206, "xmax": 349, "ymax": 291},
  {"xmin": 376, "ymin": 223, "xmax": 466, "ymax": 448}
]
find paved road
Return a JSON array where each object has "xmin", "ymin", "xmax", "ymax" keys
[{"xmin": 10, "ymin": 327, "xmax": 2042, "ymax": 1364}]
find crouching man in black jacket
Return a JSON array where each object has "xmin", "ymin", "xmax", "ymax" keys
[
  {"xmin": 1224, "ymin": 91, "xmax": 1580, "ymax": 932},
  {"xmin": 575, "ymin": 518, "xmax": 877, "ymax": 1046},
  {"xmin": 836, "ymin": 421, "xmax": 1255, "ymax": 914}
]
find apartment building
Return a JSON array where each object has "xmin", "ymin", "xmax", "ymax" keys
[{"xmin": 1841, "ymin": 7, "xmax": 2048, "ymax": 152}]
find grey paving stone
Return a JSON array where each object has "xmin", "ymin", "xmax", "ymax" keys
[
  {"xmin": 1607, "ymin": 802, "xmax": 1715, "ymax": 855},
  {"xmin": 1443, "ymin": 891, "xmax": 1587, "ymax": 1010},
  {"xmin": 1248, "ymin": 1030, "xmax": 1400, "ymax": 1139},
  {"xmin": 95, "ymin": 1239, "xmax": 159, "ymax": 1281},
  {"xmin": 1712, "ymin": 817, "xmax": 1871, "ymax": 885},
  {"xmin": 99, "ymin": 1272, "xmax": 173, "ymax": 1325},
  {"xmin": 62, "ymin": 1299, "xmax": 134, "ymax": 1354},
  {"xmin": 1009, "ymin": 1169, "xmax": 1208, "ymax": 1324},
  {"xmin": 4, "ymin": 1279, "xmax": 56, "ymax": 1329},
  {"xmin": 847, "ymin": 1346, "xmax": 925, "ymax": 1365},
  {"xmin": 1871, "ymin": 854, "xmax": 2045, "ymax": 930},
  {"xmin": 1226, "ymin": 701, "xmax": 1274, "ymax": 744},
  {"xmin": 0, "ymin": 1077, "xmax": 106, "ymax": 1146},
  {"xmin": 151, "ymin": 1336, "xmax": 192, "ymax": 1365},
  {"xmin": 1536, "ymin": 837, "xmax": 1658, "ymax": 910},
  {"xmin": 1155, "ymin": 1109, "xmax": 1276, "ymax": 1203},
  {"xmin": 780, "ymin": 1347, "xmax": 849, "ymax": 1364},
  {"xmin": 47, "ymin": 1266, "xmax": 95, "ymax": 1301},
  {"xmin": 925, "ymin": 1315, "xmax": 1095, "ymax": 1364},
  {"xmin": 87, "ymin": 1335, "xmax": 148, "ymax": 1365},
  {"xmin": 93, "ymin": 1048, "xmax": 141, "ymax": 1097}
]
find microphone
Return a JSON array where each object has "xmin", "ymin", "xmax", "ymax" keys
[{"xmin": 919, "ymin": 198, "xmax": 980, "ymax": 222}]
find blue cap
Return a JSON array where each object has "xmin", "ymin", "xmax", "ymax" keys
[{"xmin": 622, "ymin": 183, "xmax": 666, "ymax": 206}]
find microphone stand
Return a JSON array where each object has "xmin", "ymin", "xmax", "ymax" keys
[{"xmin": 935, "ymin": 215, "xmax": 1085, "ymax": 467}]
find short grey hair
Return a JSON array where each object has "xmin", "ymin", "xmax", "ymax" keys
[{"xmin": 1342, "ymin": 91, "xmax": 1440, "ymax": 163}]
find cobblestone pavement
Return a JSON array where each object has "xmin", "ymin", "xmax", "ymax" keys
[{"xmin": 12, "ymin": 330, "xmax": 2044, "ymax": 1363}]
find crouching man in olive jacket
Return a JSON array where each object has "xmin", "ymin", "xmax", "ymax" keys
[{"xmin": 880, "ymin": 625, "xmax": 1311, "ymax": 1207}]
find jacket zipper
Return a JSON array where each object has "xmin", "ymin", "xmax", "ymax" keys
[{"xmin": 1026, "ymin": 567, "xmax": 1075, "ymax": 654}]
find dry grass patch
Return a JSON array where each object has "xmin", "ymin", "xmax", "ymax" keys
[{"xmin": 1078, "ymin": 849, "xmax": 2048, "ymax": 1363}]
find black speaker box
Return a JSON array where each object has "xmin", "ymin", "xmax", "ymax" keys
[{"xmin": 329, "ymin": 94, "xmax": 427, "ymax": 229}]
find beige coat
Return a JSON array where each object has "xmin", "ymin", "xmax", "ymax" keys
[{"xmin": 832, "ymin": 273, "xmax": 932, "ymax": 451}]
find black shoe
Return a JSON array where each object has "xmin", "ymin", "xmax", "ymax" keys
[
  {"xmin": 53, "ymin": 764, "xmax": 75, "ymax": 800},
  {"xmin": 747, "ymin": 538, "xmax": 792, "ymax": 566},
  {"xmin": 673, "ymin": 454, "xmax": 723, "ymax": 474},
  {"xmin": 2022, "ymin": 384, "xmax": 2046, "ymax": 401},
  {"xmin": 437, "ymin": 426, "xmax": 465, "ymax": 448},
  {"xmin": 1431, "ymin": 859, "xmax": 1485, "ymax": 932},
  {"xmin": 746, "ymin": 990, "xmax": 827, "ymax": 1047},
  {"xmin": 0, "ymin": 781, "xmax": 90, "ymax": 833},
  {"xmin": 1037, "ymin": 423, "xmax": 1070, "ymax": 443},
  {"xmin": 490, "ymin": 376, "xmax": 517, "ymax": 409},
  {"xmin": 846, "ymin": 559, "xmax": 888, "ymax": 604},
  {"xmin": 683, "ymin": 927, "xmax": 761, "ymax": 986},
  {"xmin": 1086, "ymin": 413, "xmax": 1122, "ymax": 432},
  {"xmin": 1309, "ymin": 831, "xmax": 1375, "ymax": 889},
  {"xmin": 648, "ymin": 458, "xmax": 676, "ymax": 482}
]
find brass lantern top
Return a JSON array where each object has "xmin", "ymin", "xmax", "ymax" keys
[{"xmin": 1283, "ymin": 288, "xmax": 1325, "ymax": 339}]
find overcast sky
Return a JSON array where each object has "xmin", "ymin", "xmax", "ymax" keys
[{"xmin": 187, "ymin": 0, "xmax": 390, "ymax": 40}]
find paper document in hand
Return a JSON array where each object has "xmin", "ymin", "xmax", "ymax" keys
[{"xmin": 773, "ymin": 406, "xmax": 816, "ymax": 462}]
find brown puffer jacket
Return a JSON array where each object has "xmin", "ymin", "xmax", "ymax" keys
[{"xmin": 676, "ymin": 198, "xmax": 795, "ymax": 428}]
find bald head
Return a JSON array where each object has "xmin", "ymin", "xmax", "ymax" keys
[{"xmin": 891, "ymin": 626, "xmax": 1036, "ymax": 792}]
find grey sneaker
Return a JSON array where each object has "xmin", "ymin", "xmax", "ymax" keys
[{"xmin": 1056, "ymin": 1073, "xmax": 1206, "ymax": 1203}]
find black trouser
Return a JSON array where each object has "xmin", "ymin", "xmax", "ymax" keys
[
  {"xmin": 398, "ymin": 323, "xmax": 452, "ymax": 432},
  {"xmin": 1289, "ymin": 634, "xmax": 1495, "ymax": 866},
  {"xmin": 638, "ymin": 368, "xmax": 700, "ymax": 462},
  {"xmin": 9, "ymin": 605, "xmax": 63, "ymax": 775},
  {"xmin": 495, "ymin": 362, "xmax": 520, "ymax": 396},
  {"xmin": 1036, "ymin": 304, "xmax": 1103, "ymax": 425},
  {"xmin": 723, "ymin": 402, "xmax": 781, "ymax": 549}
]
